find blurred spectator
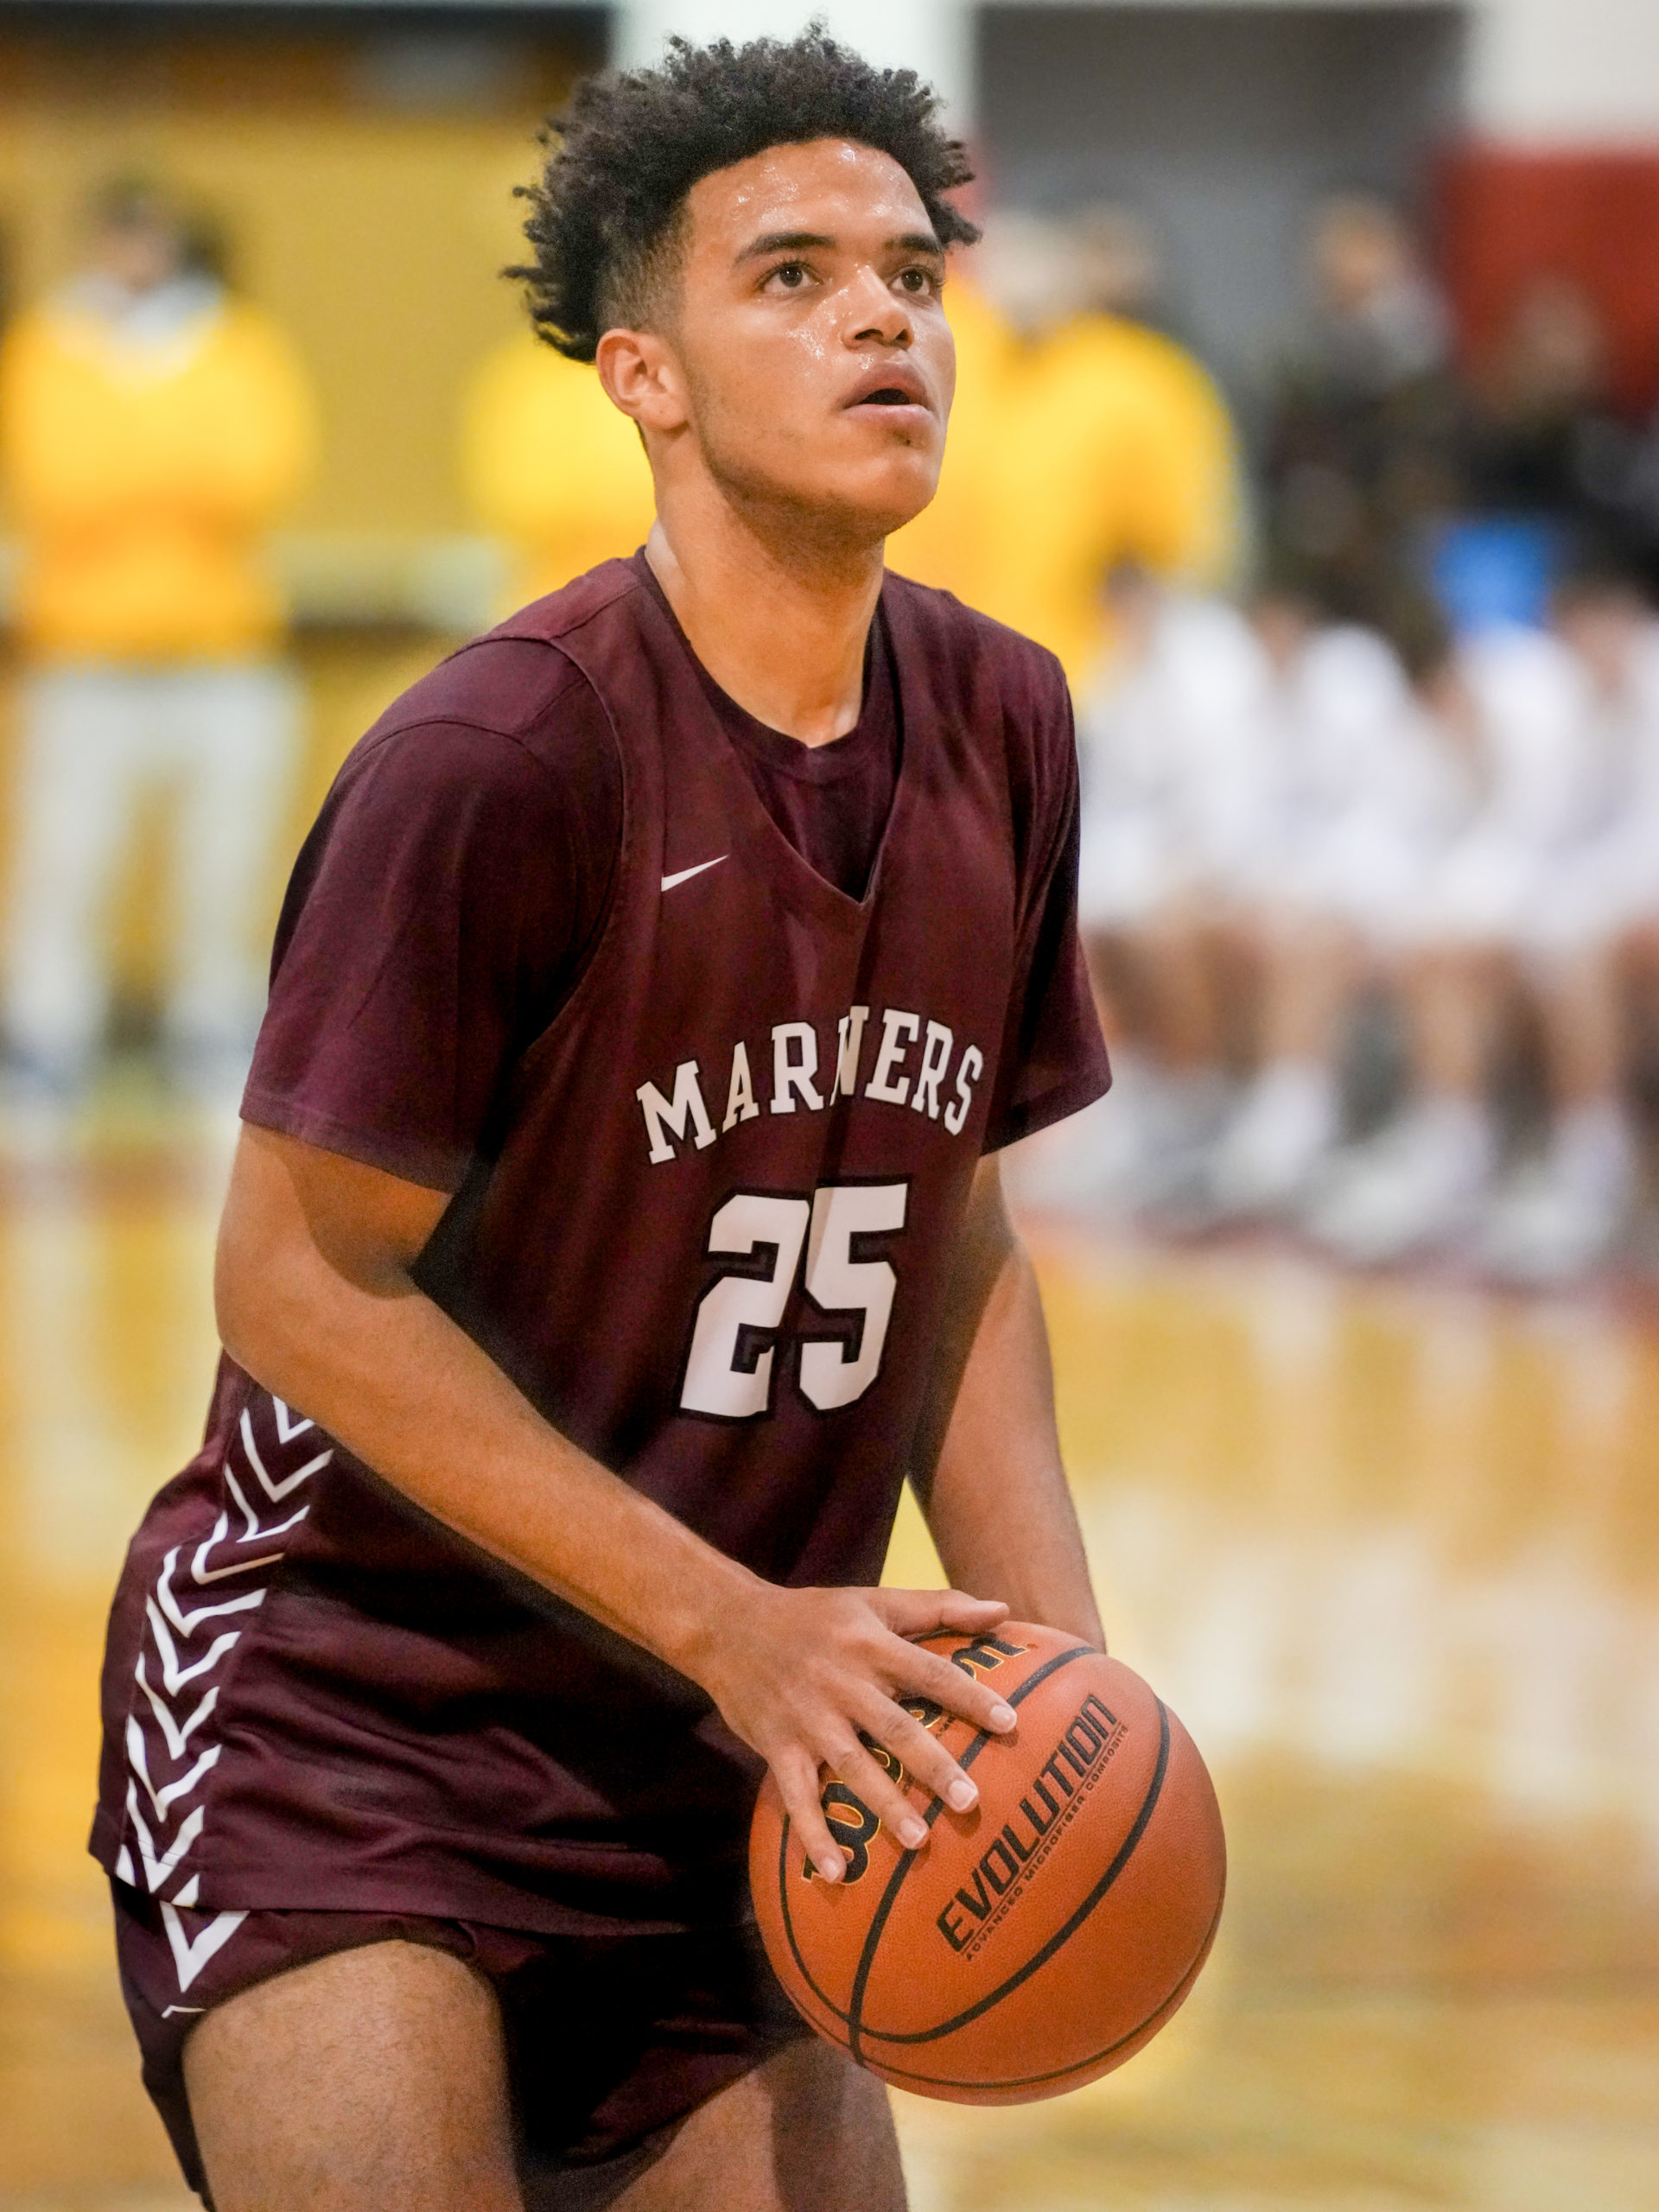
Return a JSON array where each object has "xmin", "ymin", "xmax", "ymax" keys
[
  {"xmin": 1203, "ymin": 596, "xmax": 1463, "ymax": 1221},
  {"xmin": 1057, "ymin": 573, "xmax": 1659, "ymax": 1281},
  {"xmin": 1263, "ymin": 194, "xmax": 1461, "ymax": 640},
  {"xmin": 1497, "ymin": 571, "xmax": 1659, "ymax": 1278},
  {"xmin": 1306, "ymin": 584, "xmax": 1659, "ymax": 1281},
  {"xmin": 891, "ymin": 207, "xmax": 1243, "ymax": 688},
  {"xmin": 1585, "ymin": 400, "xmax": 1659, "ymax": 601},
  {"xmin": 0, "ymin": 178, "xmax": 315, "ymax": 1103},
  {"xmin": 1461, "ymin": 275, "xmax": 1614, "ymax": 524},
  {"xmin": 461, "ymin": 331, "xmax": 654, "ymax": 611},
  {"xmin": 1427, "ymin": 276, "xmax": 1632, "ymax": 632},
  {"xmin": 880, "ymin": 268, "xmax": 1007, "ymax": 611},
  {"xmin": 1056, "ymin": 579, "xmax": 1462, "ymax": 1223},
  {"xmin": 1073, "ymin": 205, "xmax": 1163, "ymax": 324},
  {"xmin": 1056, "ymin": 569, "xmax": 1270, "ymax": 1211}
]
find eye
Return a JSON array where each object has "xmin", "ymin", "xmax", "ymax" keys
[
  {"xmin": 767, "ymin": 261, "xmax": 810, "ymax": 290},
  {"xmin": 899, "ymin": 265, "xmax": 940, "ymax": 297}
]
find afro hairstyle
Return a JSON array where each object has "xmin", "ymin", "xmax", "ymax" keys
[{"xmin": 509, "ymin": 26, "xmax": 979, "ymax": 362}]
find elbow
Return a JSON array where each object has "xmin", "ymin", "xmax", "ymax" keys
[
  {"xmin": 213, "ymin": 1206, "xmax": 315, "ymax": 1400},
  {"xmin": 213, "ymin": 1223, "xmax": 275, "ymax": 1383}
]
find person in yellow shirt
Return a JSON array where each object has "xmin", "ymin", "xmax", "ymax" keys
[
  {"xmin": 890, "ymin": 209, "xmax": 1243, "ymax": 692},
  {"xmin": 0, "ymin": 178, "xmax": 315, "ymax": 1103},
  {"xmin": 461, "ymin": 331, "xmax": 656, "ymax": 610}
]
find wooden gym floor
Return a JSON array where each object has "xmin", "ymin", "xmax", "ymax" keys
[{"xmin": 0, "ymin": 1116, "xmax": 1654, "ymax": 2211}]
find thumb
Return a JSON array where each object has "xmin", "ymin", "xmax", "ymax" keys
[{"xmin": 871, "ymin": 1586, "xmax": 1011, "ymax": 1639}]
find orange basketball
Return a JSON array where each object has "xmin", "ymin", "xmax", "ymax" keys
[{"xmin": 749, "ymin": 1621, "xmax": 1225, "ymax": 2104}]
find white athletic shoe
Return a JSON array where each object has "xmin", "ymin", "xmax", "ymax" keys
[
  {"xmin": 1304, "ymin": 1097, "xmax": 1496, "ymax": 1267},
  {"xmin": 1009, "ymin": 1052, "xmax": 1234, "ymax": 1220},
  {"xmin": 1126, "ymin": 1063, "xmax": 1236, "ymax": 1219},
  {"xmin": 1478, "ymin": 1103, "xmax": 1638, "ymax": 1286},
  {"xmin": 1205, "ymin": 1059, "xmax": 1340, "ymax": 1220},
  {"xmin": 1004, "ymin": 1085, "xmax": 1128, "ymax": 1212}
]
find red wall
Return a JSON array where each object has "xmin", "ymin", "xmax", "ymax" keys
[{"xmin": 1437, "ymin": 146, "xmax": 1659, "ymax": 416}]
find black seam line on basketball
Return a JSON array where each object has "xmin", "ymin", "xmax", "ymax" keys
[
  {"xmin": 843, "ymin": 1645, "xmax": 1096, "ymax": 2065},
  {"xmin": 868, "ymin": 1891, "xmax": 1220, "ymax": 2094},
  {"xmin": 775, "ymin": 1643, "xmax": 1095, "ymax": 2041},
  {"xmin": 861, "ymin": 1880, "xmax": 1224, "ymax": 2095},
  {"xmin": 776, "ymin": 1803, "xmax": 857, "ymax": 2031},
  {"xmin": 857, "ymin": 1694, "xmax": 1173, "ymax": 2052}
]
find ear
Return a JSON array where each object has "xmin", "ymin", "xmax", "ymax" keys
[{"xmin": 595, "ymin": 327, "xmax": 689, "ymax": 436}]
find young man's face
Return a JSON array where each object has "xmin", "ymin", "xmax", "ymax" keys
[{"xmin": 658, "ymin": 137, "xmax": 957, "ymax": 543}]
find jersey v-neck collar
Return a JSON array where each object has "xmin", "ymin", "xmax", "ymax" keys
[{"xmin": 627, "ymin": 551, "xmax": 908, "ymax": 917}]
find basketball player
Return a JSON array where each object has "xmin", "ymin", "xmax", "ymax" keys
[{"xmin": 92, "ymin": 34, "xmax": 1109, "ymax": 2210}]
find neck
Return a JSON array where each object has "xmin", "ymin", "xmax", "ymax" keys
[{"xmin": 645, "ymin": 484, "xmax": 883, "ymax": 747}]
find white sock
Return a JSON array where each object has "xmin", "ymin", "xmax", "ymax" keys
[
  {"xmin": 1164, "ymin": 1065, "xmax": 1233, "ymax": 1142},
  {"xmin": 1549, "ymin": 1100, "xmax": 1638, "ymax": 1205},
  {"xmin": 1409, "ymin": 1095, "xmax": 1497, "ymax": 1189},
  {"xmin": 1103, "ymin": 1043, "xmax": 1150, "ymax": 1099},
  {"xmin": 1243, "ymin": 1058, "xmax": 1339, "ymax": 1154}
]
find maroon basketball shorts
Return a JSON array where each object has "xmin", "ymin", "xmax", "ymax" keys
[{"xmin": 112, "ymin": 1880, "xmax": 811, "ymax": 2209}]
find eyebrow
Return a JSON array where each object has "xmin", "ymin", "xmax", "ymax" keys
[{"xmin": 734, "ymin": 227, "xmax": 946, "ymax": 265}]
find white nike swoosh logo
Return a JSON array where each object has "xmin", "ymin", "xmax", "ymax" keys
[{"xmin": 661, "ymin": 856, "xmax": 727, "ymax": 893}]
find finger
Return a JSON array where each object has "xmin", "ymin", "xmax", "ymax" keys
[
  {"xmin": 930, "ymin": 1588, "xmax": 1014, "ymax": 1634},
  {"xmin": 821, "ymin": 1732, "xmax": 931, "ymax": 1854},
  {"xmin": 773, "ymin": 1746, "xmax": 849, "ymax": 1884},
  {"xmin": 896, "ymin": 1643, "xmax": 1020, "ymax": 1737},
  {"xmin": 856, "ymin": 1694, "xmax": 982, "ymax": 1816},
  {"xmin": 873, "ymin": 1587, "xmax": 1010, "ymax": 1639}
]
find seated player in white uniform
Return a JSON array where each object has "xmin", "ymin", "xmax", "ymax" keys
[
  {"xmin": 1306, "ymin": 607, "xmax": 1654, "ymax": 1277},
  {"xmin": 1059, "ymin": 585, "xmax": 1461, "ymax": 1230},
  {"xmin": 1480, "ymin": 575, "xmax": 1659, "ymax": 1280},
  {"xmin": 1051, "ymin": 571, "xmax": 1272, "ymax": 1214},
  {"xmin": 1200, "ymin": 603, "xmax": 1465, "ymax": 1220}
]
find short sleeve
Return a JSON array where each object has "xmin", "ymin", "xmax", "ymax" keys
[
  {"xmin": 242, "ymin": 670, "xmax": 621, "ymax": 1192},
  {"xmin": 982, "ymin": 682, "xmax": 1112, "ymax": 1154}
]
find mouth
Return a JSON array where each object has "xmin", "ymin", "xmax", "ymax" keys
[{"xmin": 844, "ymin": 366, "xmax": 931, "ymax": 416}]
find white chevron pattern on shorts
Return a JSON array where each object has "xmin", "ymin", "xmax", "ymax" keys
[
  {"xmin": 127, "ymin": 1786, "xmax": 207, "ymax": 1890},
  {"xmin": 274, "ymin": 1400, "xmax": 317, "ymax": 1444},
  {"xmin": 239, "ymin": 1408, "xmax": 331, "ymax": 1501},
  {"xmin": 144, "ymin": 1598, "xmax": 242, "ymax": 1692},
  {"xmin": 155, "ymin": 1546, "xmax": 268, "ymax": 1637},
  {"xmin": 161, "ymin": 1898, "xmax": 249, "ymax": 1993},
  {"xmin": 135, "ymin": 1655, "xmax": 219, "ymax": 1756},
  {"xmin": 125, "ymin": 1719, "xmax": 220, "ymax": 1818},
  {"xmin": 191, "ymin": 1512, "xmax": 287, "ymax": 1584},
  {"xmin": 222, "ymin": 1462, "xmax": 311, "ymax": 1544},
  {"xmin": 119, "ymin": 1395, "xmax": 333, "ymax": 1994}
]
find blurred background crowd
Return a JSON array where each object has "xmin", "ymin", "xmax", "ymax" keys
[{"xmin": 3, "ymin": 1, "xmax": 1659, "ymax": 1293}]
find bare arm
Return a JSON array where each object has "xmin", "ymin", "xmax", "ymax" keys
[
  {"xmin": 215, "ymin": 1124, "xmax": 1019, "ymax": 1881},
  {"xmin": 910, "ymin": 1153, "xmax": 1104, "ymax": 1649}
]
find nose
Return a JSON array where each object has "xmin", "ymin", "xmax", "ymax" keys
[{"xmin": 844, "ymin": 265, "xmax": 912, "ymax": 349}]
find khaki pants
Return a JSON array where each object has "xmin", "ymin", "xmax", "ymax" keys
[{"xmin": 3, "ymin": 658, "xmax": 300, "ymax": 1080}]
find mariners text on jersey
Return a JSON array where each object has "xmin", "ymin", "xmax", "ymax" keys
[{"xmin": 635, "ymin": 1002, "xmax": 986, "ymax": 1165}]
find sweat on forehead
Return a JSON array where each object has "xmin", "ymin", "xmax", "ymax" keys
[
  {"xmin": 689, "ymin": 143, "xmax": 943, "ymax": 259},
  {"xmin": 509, "ymin": 27, "xmax": 977, "ymax": 362}
]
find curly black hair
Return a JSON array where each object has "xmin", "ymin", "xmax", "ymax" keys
[{"xmin": 509, "ymin": 27, "xmax": 979, "ymax": 363}]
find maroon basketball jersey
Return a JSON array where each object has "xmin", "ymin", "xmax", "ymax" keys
[{"xmin": 93, "ymin": 560, "xmax": 1109, "ymax": 1954}]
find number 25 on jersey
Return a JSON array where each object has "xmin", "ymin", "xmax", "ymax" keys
[{"xmin": 679, "ymin": 1182, "xmax": 906, "ymax": 1421}]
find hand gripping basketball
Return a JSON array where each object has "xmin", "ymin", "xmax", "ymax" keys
[
  {"xmin": 750, "ymin": 1621, "xmax": 1226, "ymax": 2105},
  {"xmin": 698, "ymin": 1584, "xmax": 1022, "ymax": 1885}
]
